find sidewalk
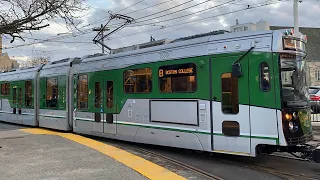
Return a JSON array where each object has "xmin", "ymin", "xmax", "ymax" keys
[{"xmin": 0, "ymin": 123, "xmax": 185, "ymax": 180}]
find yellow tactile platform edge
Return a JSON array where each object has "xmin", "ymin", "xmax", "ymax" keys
[{"xmin": 20, "ymin": 128, "xmax": 186, "ymax": 180}]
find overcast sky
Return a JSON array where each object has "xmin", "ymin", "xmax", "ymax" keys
[{"xmin": 2, "ymin": 0, "xmax": 320, "ymax": 64}]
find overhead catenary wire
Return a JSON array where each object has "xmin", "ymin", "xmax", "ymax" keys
[
  {"xmin": 4, "ymin": 0, "xmax": 224, "ymax": 49},
  {"xmin": 106, "ymin": 0, "xmax": 288, "ymax": 41},
  {"xmin": 3, "ymin": 0, "xmax": 204, "ymax": 49},
  {"xmin": 4, "ymin": 0, "xmax": 147, "ymax": 49},
  {"xmin": 44, "ymin": 0, "xmax": 287, "ymax": 53},
  {"xmin": 126, "ymin": 0, "xmax": 242, "ymax": 27},
  {"xmin": 5, "ymin": 0, "xmax": 286, "ymax": 50},
  {"xmin": 79, "ymin": 0, "xmax": 174, "ymax": 29}
]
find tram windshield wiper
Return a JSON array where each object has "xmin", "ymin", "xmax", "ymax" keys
[{"xmin": 232, "ymin": 43, "xmax": 256, "ymax": 77}]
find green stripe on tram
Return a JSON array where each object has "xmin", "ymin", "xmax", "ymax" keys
[{"xmin": 74, "ymin": 119, "xmax": 279, "ymax": 143}]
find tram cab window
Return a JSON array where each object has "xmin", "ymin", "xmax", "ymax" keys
[
  {"xmin": 46, "ymin": 78, "xmax": 58, "ymax": 108},
  {"xmin": 221, "ymin": 73, "xmax": 239, "ymax": 114},
  {"xmin": 1, "ymin": 83, "xmax": 10, "ymax": 96},
  {"xmin": 260, "ymin": 62, "xmax": 270, "ymax": 91},
  {"xmin": 25, "ymin": 81, "xmax": 32, "ymax": 107},
  {"xmin": 159, "ymin": 63, "xmax": 196, "ymax": 93},
  {"xmin": 77, "ymin": 75, "xmax": 88, "ymax": 110},
  {"xmin": 124, "ymin": 68, "xmax": 152, "ymax": 93}
]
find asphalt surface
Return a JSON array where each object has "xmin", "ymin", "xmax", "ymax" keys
[{"xmin": 0, "ymin": 123, "xmax": 147, "ymax": 180}]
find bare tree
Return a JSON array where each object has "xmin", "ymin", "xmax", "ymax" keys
[
  {"xmin": 32, "ymin": 50, "xmax": 51, "ymax": 65},
  {"xmin": 20, "ymin": 50, "xmax": 51, "ymax": 68},
  {"xmin": 0, "ymin": 0, "xmax": 88, "ymax": 42}
]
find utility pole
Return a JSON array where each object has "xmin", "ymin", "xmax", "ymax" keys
[
  {"xmin": 93, "ymin": 24, "xmax": 110, "ymax": 53},
  {"xmin": 293, "ymin": 0, "xmax": 299, "ymax": 33},
  {"xmin": 93, "ymin": 13, "xmax": 135, "ymax": 54}
]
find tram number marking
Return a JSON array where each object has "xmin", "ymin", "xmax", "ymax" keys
[{"xmin": 159, "ymin": 51, "xmax": 171, "ymax": 59}]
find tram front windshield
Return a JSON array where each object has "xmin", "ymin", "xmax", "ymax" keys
[{"xmin": 280, "ymin": 54, "xmax": 308, "ymax": 108}]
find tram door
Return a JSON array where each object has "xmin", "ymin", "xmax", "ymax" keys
[
  {"xmin": 210, "ymin": 55, "xmax": 251, "ymax": 155},
  {"xmin": 11, "ymin": 86, "xmax": 22, "ymax": 123},
  {"xmin": 92, "ymin": 73, "xmax": 116, "ymax": 135}
]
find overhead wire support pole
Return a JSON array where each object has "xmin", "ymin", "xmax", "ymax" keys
[
  {"xmin": 93, "ymin": 24, "xmax": 110, "ymax": 53},
  {"xmin": 293, "ymin": 0, "xmax": 299, "ymax": 33},
  {"xmin": 92, "ymin": 11, "xmax": 135, "ymax": 54}
]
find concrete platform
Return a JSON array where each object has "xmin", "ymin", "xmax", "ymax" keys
[{"xmin": 0, "ymin": 123, "xmax": 184, "ymax": 180}]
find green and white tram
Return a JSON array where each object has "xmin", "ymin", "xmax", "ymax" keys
[{"xmin": 0, "ymin": 29, "xmax": 319, "ymax": 162}]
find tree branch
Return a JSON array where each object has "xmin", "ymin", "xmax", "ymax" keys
[{"xmin": 0, "ymin": 0, "xmax": 88, "ymax": 42}]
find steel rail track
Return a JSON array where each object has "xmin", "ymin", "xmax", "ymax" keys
[
  {"xmin": 122, "ymin": 144, "xmax": 225, "ymax": 180},
  {"xmin": 122, "ymin": 143, "xmax": 319, "ymax": 180},
  {"xmin": 94, "ymin": 136, "xmax": 319, "ymax": 180},
  {"xmin": 212, "ymin": 155, "xmax": 319, "ymax": 180}
]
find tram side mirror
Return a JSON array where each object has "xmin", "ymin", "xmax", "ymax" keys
[{"xmin": 232, "ymin": 63, "xmax": 242, "ymax": 77}]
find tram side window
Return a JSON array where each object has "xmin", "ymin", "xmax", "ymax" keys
[
  {"xmin": 107, "ymin": 81, "xmax": 113, "ymax": 108},
  {"xmin": 260, "ymin": 62, "xmax": 270, "ymax": 91},
  {"xmin": 221, "ymin": 73, "xmax": 239, "ymax": 114},
  {"xmin": 159, "ymin": 63, "xmax": 196, "ymax": 93},
  {"xmin": 13, "ymin": 88, "xmax": 17, "ymax": 104},
  {"xmin": 77, "ymin": 75, "xmax": 88, "ymax": 110},
  {"xmin": 124, "ymin": 68, "xmax": 152, "ymax": 93},
  {"xmin": 25, "ymin": 81, "xmax": 32, "ymax": 107},
  {"xmin": 46, "ymin": 78, "xmax": 58, "ymax": 108},
  {"xmin": 1, "ymin": 83, "xmax": 10, "ymax": 96},
  {"xmin": 94, "ymin": 82, "xmax": 101, "ymax": 108},
  {"xmin": 18, "ymin": 88, "xmax": 22, "ymax": 105}
]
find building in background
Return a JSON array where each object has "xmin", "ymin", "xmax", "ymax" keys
[
  {"xmin": 0, "ymin": 35, "xmax": 19, "ymax": 71},
  {"xmin": 229, "ymin": 20, "xmax": 320, "ymax": 86}
]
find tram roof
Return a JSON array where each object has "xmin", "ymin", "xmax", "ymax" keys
[
  {"xmin": 72, "ymin": 29, "xmax": 297, "ymax": 74},
  {"xmin": 0, "ymin": 65, "xmax": 44, "ymax": 82}
]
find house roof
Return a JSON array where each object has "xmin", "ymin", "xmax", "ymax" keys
[{"xmin": 270, "ymin": 26, "xmax": 320, "ymax": 60}]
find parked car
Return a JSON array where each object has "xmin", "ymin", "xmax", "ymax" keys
[{"xmin": 309, "ymin": 86, "xmax": 320, "ymax": 113}]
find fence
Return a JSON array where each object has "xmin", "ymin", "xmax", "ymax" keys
[{"xmin": 311, "ymin": 101, "xmax": 320, "ymax": 122}]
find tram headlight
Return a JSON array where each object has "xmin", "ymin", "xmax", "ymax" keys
[
  {"xmin": 284, "ymin": 113, "xmax": 292, "ymax": 121},
  {"xmin": 288, "ymin": 121, "xmax": 298, "ymax": 133},
  {"xmin": 289, "ymin": 121, "xmax": 294, "ymax": 130}
]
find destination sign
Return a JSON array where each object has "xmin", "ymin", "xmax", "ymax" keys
[
  {"xmin": 159, "ymin": 63, "xmax": 196, "ymax": 78},
  {"xmin": 283, "ymin": 38, "xmax": 306, "ymax": 52}
]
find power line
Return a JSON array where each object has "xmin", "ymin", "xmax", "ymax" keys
[
  {"xmin": 5, "ymin": 0, "xmax": 146, "ymax": 49},
  {"xmin": 123, "ymin": 0, "xmax": 175, "ymax": 15},
  {"xmin": 79, "ymin": 0, "xmax": 147, "ymax": 29},
  {"xmin": 5, "ymin": 0, "xmax": 209, "ymax": 48},
  {"xmin": 106, "ymin": 0, "xmax": 288, "ymax": 41},
  {"xmin": 126, "ymin": 0, "xmax": 242, "ymax": 27},
  {"xmin": 3, "ymin": 0, "xmax": 196, "ymax": 49},
  {"xmin": 4, "ymin": 0, "xmax": 285, "ymax": 50},
  {"xmin": 115, "ymin": 0, "xmax": 145, "ymax": 13}
]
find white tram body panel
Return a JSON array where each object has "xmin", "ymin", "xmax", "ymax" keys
[
  {"xmin": 38, "ymin": 58, "xmax": 80, "ymax": 131},
  {"xmin": 0, "ymin": 66, "xmax": 43, "ymax": 126}
]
